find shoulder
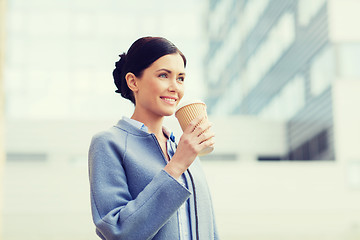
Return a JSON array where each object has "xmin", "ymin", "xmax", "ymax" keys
[
  {"xmin": 93, "ymin": 125, "xmax": 124, "ymax": 139},
  {"xmin": 90, "ymin": 123, "xmax": 129, "ymax": 150},
  {"xmin": 88, "ymin": 126, "xmax": 130, "ymax": 168}
]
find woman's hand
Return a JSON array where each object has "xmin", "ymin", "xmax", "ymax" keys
[{"xmin": 164, "ymin": 115, "xmax": 215, "ymax": 179}]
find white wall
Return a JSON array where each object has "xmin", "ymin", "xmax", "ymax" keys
[
  {"xmin": 0, "ymin": 0, "xmax": 7, "ymax": 237},
  {"xmin": 205, "ymin": 160, "xmax": 360, "ymax": 240},
  {"xmin": 328, "ymin": 0, "xmax": 360, "ymax": 42},
  {"xmin": 3, "ymin": 116, "xmax": 360, "ymax": 239},
  {"xmin": 333, "ymin": 79, "xmax": 360, "ymax": 189}
]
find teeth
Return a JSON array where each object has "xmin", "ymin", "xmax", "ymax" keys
[{"xmin": 162, "ymin": 98, "xmax": 176, "ymax": 102}]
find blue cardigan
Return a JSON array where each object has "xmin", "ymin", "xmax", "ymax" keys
[{"xmin": 88, "ymin": 119, "xmax": 219, "ymax": 240}]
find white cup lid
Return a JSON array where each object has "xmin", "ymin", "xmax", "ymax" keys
[{"xmin": 176, "ymin": 99, "xmax": 205, "ymax": 112}]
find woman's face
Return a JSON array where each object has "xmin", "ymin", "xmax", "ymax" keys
[{"xmin": 133, "ymin": 53, "xmax": 185, "ymax": 118}]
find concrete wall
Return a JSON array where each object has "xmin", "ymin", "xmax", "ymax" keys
[
  {"xmin": 3, "ymin": 116, "xmax": 360, "ymax": 239},
  {"xmin": 205, "ymin": 116, "xmax": 287, "ymax": 160},
  {"xmin": 4, "ymin": 116, "xmax": 287, "ymax": 165},
  {"xmin": 333, "ymin": 79, "xmax": 360, "ymax": 189},
  {"xmin": 328, "ymin": 0, "xmax": 360, "ymax": 42},
  {"xmin": 2, "ymin": 116, "xmax": 285, "ymax": 239}
]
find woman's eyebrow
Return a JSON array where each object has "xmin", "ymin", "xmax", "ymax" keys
[
  {"xmin": 156, "ymin": 68, "xmax": 172, "ymax": 73},
  {"xmin": 156, "ymin": 68, "xmax": 186, "ymax": 75}
]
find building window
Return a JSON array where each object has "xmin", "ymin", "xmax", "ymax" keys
[
  {"xmin": 211, "ymin": 78, "xmax": 242, "ymax": 116},
  {"xmin": 243, "ymin": 12, "xmax": 295, "ymax": 96},
  {"xmin": 260, "ymin": 75, "xmax": 305, "ymax": 121},
  {"xmin": 298, "ymin": 0, "xmax": 326, "ymax": 26},
  {"xmin": 199, "ymin": 153, "xmax": 237, "ymax": 161},
  {"xmin": 310, "ymin": 45, "xmax": 335, "ymax": 96},
  {"xmin": 6, "ymin": 152, "xmax": 47, "ymax": 162},
  {"xmin": 288, "ymin": 129, "xmax": 329, "ymax": 160},
  {"xmin": 338, "ymin": 43, "xmax": 360, "ymax": 78},
  {"xmin": 240, "ymin": 0, "xmax": 270, "ymax": 43}
]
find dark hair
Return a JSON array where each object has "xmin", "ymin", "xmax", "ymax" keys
[{"xmin": 113, "ymin": 37, "xmax": 187, "ymax": 104}]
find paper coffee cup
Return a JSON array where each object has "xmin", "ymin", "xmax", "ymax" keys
[{"xmin": 175, "ymin": 100, "xmax": 214, "ymax": 156}]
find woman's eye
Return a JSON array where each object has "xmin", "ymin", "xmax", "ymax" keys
[
  {"xmin": 177, "ymin": 77, "xmax": 185, "ymax": 82},
  {"xmin": 159, "ymin": 73, "xmax": 167, "ymax": 78}
]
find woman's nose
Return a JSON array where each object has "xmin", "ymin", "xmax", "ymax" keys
[{"xmin": 168, "ymin": 78, "xmax": 180, "ymax": 92}]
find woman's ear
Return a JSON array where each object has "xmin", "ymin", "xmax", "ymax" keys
[{"xmin": 125, "ymin": 72, "xmax": 139, "ymax": 93}]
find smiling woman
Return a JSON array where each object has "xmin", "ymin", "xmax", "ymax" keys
[
  {"xmin": 128, "ymin": 53, "xmax": 186, "ymax": 119},
  {"xmin": 113, "ymin": 37, "xmax": 187, "ymax": 105},
  {"xmin": 88, "ymin": 37, "xmax": 218, "ymax": 240}
]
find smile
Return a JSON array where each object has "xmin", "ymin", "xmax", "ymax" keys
[{"xmin": 160, "ymin": 97, "xmax": 177, "ymax": 104}]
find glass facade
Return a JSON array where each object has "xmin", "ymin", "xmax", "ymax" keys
[
  {"xmin": 204, "ymin": 0, "xmax": 358, "ymax": 160},
  {"xmin": 260, "ymin": 75, "xmax": 305, "ymax": 121},
  {"xmin": 310, "ymin": 45, "xmax": 335, "ymax": 96}
]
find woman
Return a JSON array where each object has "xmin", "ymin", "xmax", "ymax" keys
[{"xmin": 88, "ymin": 36, "xmax": 218, "ymax": 240}]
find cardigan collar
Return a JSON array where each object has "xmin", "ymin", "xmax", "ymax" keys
[
  {"xmin": 114, "ymin": 119, "xmax": 151, "ymax": 137},
  {"xmin": 114, "ymin": 118, "xmax": 176, "ymax": 143}
]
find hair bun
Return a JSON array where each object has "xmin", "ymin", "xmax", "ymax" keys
[
  {"xmin": 113, "ymin": 53, "xmax": 127, "ymax": 94},
  {"xmin": 115, "ymin": 53, "xmax": 127, "ymax": 69}
]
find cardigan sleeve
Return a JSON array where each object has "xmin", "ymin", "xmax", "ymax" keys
[{"xmin": 88, "ymin": 132, "xmax": 191, "ymax": 240}]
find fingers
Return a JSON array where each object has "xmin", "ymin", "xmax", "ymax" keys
[
  {"xmin": 199, "ymin": 136, "xmax": 215, "ymax": 149},
  {"xmin": 198, "ymin": 129, "xmax": 215, "ymax": 144},
  {"xmin": 181, "ymin": 115, "xmax": 215, "ymax": 154},
  {"xmin": 193, "ymin": 120, "xmax": 212, "ymax": 137},
  {"xmin": 184, "ymin": 115, "xmax": 206, "ymax": 134},
  {"xmin": 191, "ymin": 119, "xmax": 215, "ymax": 146},
  {"xmin": 184, "ymin": 115, "xmax": 214, "ymax": 140}
]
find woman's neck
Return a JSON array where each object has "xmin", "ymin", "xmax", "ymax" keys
[{"xmin": 131, "ymin": 109, "xmax": 164, "ymax": 138}]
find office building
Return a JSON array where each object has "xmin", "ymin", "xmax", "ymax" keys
[
  {"xmin": 204, "ymin": 0, "xmax": 360, "ymax": 160},
  {"xmin": 3, "ymin": 1, "xmax": 360, "ymax": 239}
]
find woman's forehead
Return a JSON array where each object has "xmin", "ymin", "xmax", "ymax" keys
[{"xmin": 150, "ymin": 54, "xmax": 185, "ymax": 71}]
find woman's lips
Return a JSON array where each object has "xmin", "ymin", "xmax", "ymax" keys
[{"xmin": 160, "ymin": 96, "xmax": 177, "ymax": 104}]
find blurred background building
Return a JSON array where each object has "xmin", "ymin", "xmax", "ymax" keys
[
  {"xmin": 3, "ymin": 0, "xmax": 206, "ymax": 239},
  {"xmin": 1, "ymin": 0, "xmax": 7, "ymax": 236},
  {"xmin": 4, "ymin": 0, "xmax": 206, "ymax": 121},
  {"xmin": 202, "ymin": 1, "xmax": 360, "ymax": 238},
  {"xmin": 204, "ymin": 0, "xmax": 360, "ymax": 162},
  {"xmin": 2, "ymin": 0, "xmax": 360, "ymax": 240}
]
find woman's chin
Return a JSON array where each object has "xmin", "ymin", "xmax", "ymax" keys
[
  {"xmin": 163, "ymin": 111, "xmax": 175, "ymax": 117},
  {"xmin": 160, "ymin": 109, "xmax": 176, "ymax": 117}
]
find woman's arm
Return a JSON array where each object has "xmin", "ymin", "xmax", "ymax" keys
[{"xmin": 88, "ymin": 133, "xmax": 191, "ymax": 240}]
